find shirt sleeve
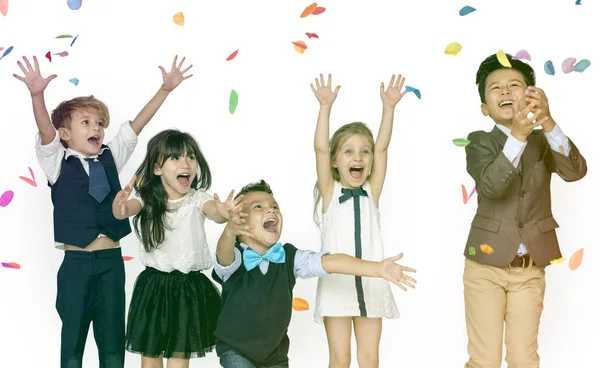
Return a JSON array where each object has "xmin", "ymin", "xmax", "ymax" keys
[
  {"xmin": 196, "ymin": 190, "xmax": 215, "ymax": 216},
  {"xmin": 213, "ymin": 247, "xmax": 242, "ymax": 282},
  {"xmin": 502, "ymin": 134, "xmax": 527, "ymax": 168},
  {"xmin": 294, "ymin": 250, "xmax": 331, "ymax": 279},
  {"xmin": 543, "ymin": 123, "xmax": 571, "ymax": 156},
  {"xmin": 106, "ymin": 121, "xmax": 138, "ymax": 173},
  {"xmin": 34, "ymin": 131, "xmax": 65, "ymax": 185}
]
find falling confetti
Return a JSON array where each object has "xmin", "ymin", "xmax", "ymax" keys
[
  {"xmin": 67, "ymin": 0, "xmax": 82, "ymax": 10},
  {"xmin": 480, "ymin": 244, "xmax": 494, "ymax": 254},
  {"xmin": 301, "ymin": 3, "xmax": 317, "ymax": 18},
  {"xmin": 173, "ymin": 12, "xmax": 184, "ymax": 26},
  {"xmin": 70, "ymin": 35, "xmax": 79, "ymax": 47},
  {"xmin": 226, "ymin": 49, "xmax": 239, "ymax": 61},
  {"xmin": 229, "ymin": 89, "xmax": 238, "ymax": 114},
  {"xmin": 461, "ymin": 184, "xmax": 468, "ymax": 204},
  {"xmin": 69, "ymin": 78, "xmax": 79, "ymax": 86},
  {"xmin": 1, "ymin": 262, "xmax": 20, "ymax": 269},
  {"xmin": 550, "ymin": 257, "xmax": 565, "ymax": 264},
  {"xmin": 496, "ymin": 50, "xmax": 512, "ymax": 68},
  {"xmin": 45, "ymin": 51, "xmax": 52, "ymax": 62},
  {"xmin": 54, "ymin": 51, "xmax": 69, "ymax": 57},
  {"xmin": 562, "ymin": 58, "xmax": 576, "ymax": 73},
  {"xmin": 136, "ymin": 177, "xmax": 144, "ymax": 188},
  {"xmin": 123, "ymin": 256, "xmax": 134, "ymax": 261},
  {"xmin": 568, "ymin": 248, "xmax": 584, "ymax": 270},
  {"xmin": 312, "ymin": 6, "xmax": 326, "ymax": 15},
  {"xmin": 453, "ymin": 138, "xmax": 470, "ymax": 147},
  {"xmin": 576, "ymin": 0, "xmax": 582, "ymax": 4},
  {"xmin": 56, "ymin": 35, "xmax": 73, "ymax": 39},
  {"xmin": 444, "ymin": 42, "xmax": 462, "ymax": 56},
  {"xmin": 513, "ymin": 50, "xmax": 531, "ymax": 61},
  {"xmin": 544, "ymin": 60, "xmax": 555, "ymax": 75},
  {"xmin": 459, "ymin": 6, "xmax": 476, "ymax": 16},
  {"xmin": 0, "ymin": 0, "xmax": 8, "ymax": 16},
  {"xmin": 0, "ymin": 190, "xmax": 14, "ymax": 207},
  {"xmin": 405, "ymin": 86, "xmax": 421, "ymax": 99},
  {"xmin": 19, "ymin": 167, "xmax": 37, "ymax": 187},
  {"xmin": 292, "ymin": 297, "xmax": 309, "ymax": 311},
  {"xmin": 468, "ymin": 186, "xmax": 476, "ymax": 200},
  {"xmin": 0, "ymin": 46, "xmax": 14, "ymax": 60},
  {"xmin": 468, "ymin": 246, "xmax": 476, "ymax": 256},
  {"xmin": 574, "ymin": 59, "xmax": 591, "ymax": 72},
  {"xmin": 0, "ymin": 47, "xmax": 3, "ymax": 52},
  {"xmin": 293, "ymin": 41, "xmax": 307, "ymax": 54},
  {"xmin": 306, "ymin": 32, "xmax": 319, "ymax": 39}
]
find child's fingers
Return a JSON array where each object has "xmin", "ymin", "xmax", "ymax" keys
[
  {"xmin": 177, "ymin": 56, "xmax": 186, "ymax": 69},
  {"xmin": 33, "ymin": 55, "xmax": 40, "ymax": 72},
  {"xmin": 402, "ymin": 274, "xmax": 417, "ymax": 284},
  {"xmin": 327, "ymin": 73, "xmax": 332, "ymax": 88},
  {"xmin": 310, "ymin": 83, "xmax": 317, "ymax": 94},
  {"xmin": 182, "ymin": 64, "xmax": 193, "ymax": 74},
  {"xmin": 401, "ymin": 265, "xmax": 417, "ymax": 273},
  {"xmin": 333, "ymin": 85, "xmax": 340, "ymax": 95},
  {"xmin": 12, "ymin": 74, "xmax": 25, "ymax": 82},
  {"xmin": 16, "ymin": 60, "xmax": 27, "ymax": 75},
  {"xmin": 401, "ymin": 280, "xmax": 416, "ymax": 289},
  {"xmin": 23, "ymin": 56, "xmax": 33, "ymax": 72},
  {"xmin": 319, "ymin": 73, "xmax": 325, "ymax": 88},
  {"xmin": 126, "ymin": 174, "xmax": 137, "ymax": 188},
  {"xmin": 391, "ymin": 280, "xmax": 408, "ymax": 291}
]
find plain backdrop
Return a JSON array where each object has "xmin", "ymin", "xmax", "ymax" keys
[{"xmin": 0, "ymin": 0, "xmax": 598, "ymax": 367}]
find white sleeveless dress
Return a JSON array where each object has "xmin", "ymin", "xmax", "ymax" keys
[{"xmin": 314, "ymin": 180, "xmax": 399, "ymax": 323}]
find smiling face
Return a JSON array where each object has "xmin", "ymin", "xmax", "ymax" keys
[
  {"xmin": 333, "ymin": 133, "xmax": 373, "ymax": 188},
  {"xmin": 58, "ymin": 108, "xmax": 106, "ymax": 156},
  {"xmin": 153, "ymin": 150, "xmax": 197, "ymax": 200},
  {"xmin": 481, "ymin": 68, "xmax": 529, "ymax": 127},
  {"xmin": 238, "ymin": 191, "xmax": 283, "ymax": 254}
]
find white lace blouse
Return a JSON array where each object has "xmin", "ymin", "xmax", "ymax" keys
[{"xmin": 129, "ymin": 189, "xmax": 214, "ymax": 274}]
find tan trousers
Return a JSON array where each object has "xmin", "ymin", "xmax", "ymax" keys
[{"xmin": 463, "ymin": 258, "xmax": 546, "ymax": 368}]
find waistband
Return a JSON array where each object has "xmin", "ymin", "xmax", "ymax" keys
[{"xmin": 64, "ymin": 247, "xmax": 123, "ymax": 259}]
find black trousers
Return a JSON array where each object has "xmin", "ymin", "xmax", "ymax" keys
[{"xmin": 56, "ymin": 247, "xmax": 126, "ymax": 368}]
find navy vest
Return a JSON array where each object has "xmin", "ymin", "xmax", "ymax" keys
[
  {"xmin": 212, "ymin": 243, "xmax": 298, "ymax": 366},
  {"xmin": 49, "ymin": 146, "xmax": 131, "ymax": 248}
]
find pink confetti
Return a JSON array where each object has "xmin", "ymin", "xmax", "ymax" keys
[
  {"xmin": 513, "ymin": 50, "xmax": 531, "ymax": 61},
  {"xmin": 54, "ymin": 51, "xmax": 69, "ymax": 57},
  {"xmin": 28, "ymin": 167, "xmax": 35, "ymax": 182},
  {"xmin": 0, "ymin": 47, "xmax": 3, "ymax": 52},
  {"xmin": 0, "ymin": 190, "xmax": 14, "ymax": 207},
  {"xmin": 122, "ymin": 256, "xmax": 134, "ymax": 261},
  {"xmin": 0, "ymin": 0, "xmax": 8, "ymax": 16},
  {"xmin": 45, "ymin": 51, "xmax": 52, "ymax": 62},
  {"xmin": 562, "ymin": 57, "xmax": 576, "ymax": 73},
  {"xmin": 468, "ymin": 186, "xmax": 476, "ymax": 199},
  {"xmin": 1, "ymin": 262, "xmax": 20, "ymax": 269}
]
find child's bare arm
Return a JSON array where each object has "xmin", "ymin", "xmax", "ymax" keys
[
  {"xmin": 129, "ymin": 55, "xmax": 193, "ymax": 135},
  {"xmin": 202, "ymin": 190, "xmax": 238, "ymax": 224},
  {"xmin": 112, "ymin": 175, "xmax": 142, "ymax": 219},
  {"xmin": 216, "ymin": 206, "xmax": 254, "ymax": 266}
]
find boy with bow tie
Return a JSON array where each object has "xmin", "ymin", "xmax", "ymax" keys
[{"xmin": 212, "ymin": 180, "xmax": 417, "ymax": 368}]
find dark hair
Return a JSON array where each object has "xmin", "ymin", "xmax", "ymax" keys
[
  {"xmin": 235, "ymin": 179, "xmax": 274, "ymax": 200},
  {"xmin": 133, "ymin": 129, "xmax": 212, "ymax": 252},
  {"xmin": 475, "ymin": 53, "xmax": 536, "ymax": 103}
]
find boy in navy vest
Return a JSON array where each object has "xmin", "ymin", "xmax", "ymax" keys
[
  {"xmin": 212, "ymin": 180, "xmax": 417, "ymax": 367},
  {"xmin": 13, "ymin": 55, "xmax": 193, "ymax": 368}
]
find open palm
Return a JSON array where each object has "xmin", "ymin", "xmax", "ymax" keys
[
  {"xmin": 311, "ymin": 73, "xmax": 341, "ymax": 106},
  {"xmin": 380, "ymin": 74, "xmax": 406, "ymax": 107},
  {"xmin": 159, "ymin": 55, "xmax": 193, "ymax": 91},
  {"xmin": 13, "ymin": 56, "xmax": 57, "ymax": 96}
]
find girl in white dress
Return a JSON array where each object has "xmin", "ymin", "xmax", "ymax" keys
[{"xmin": 311, "ymin": 73, "xmax": 417, "ymax": 367}]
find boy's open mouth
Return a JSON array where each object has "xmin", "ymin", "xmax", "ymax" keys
[
  {"xmin": 349, "ymin": 166, "xmax": 364, "ymax": 179},
  {"xmin": 263, "ymin": 218, "xmax": 278, "ymax": 233},
  {"xmin": 177, "ymin": 173, "xmax": 191, "ymax": 187},
  {"xmin": 499, "ymin": 100, "xmax": 513, "ymax": 108},
  {"xmin": 88, "ymin": 136, "xmax": 100, "ymax": 145}
]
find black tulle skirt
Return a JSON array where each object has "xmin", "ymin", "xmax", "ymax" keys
[{"xmin": 125, "ymin": 267, "xmax": 221, "ymax": 359}]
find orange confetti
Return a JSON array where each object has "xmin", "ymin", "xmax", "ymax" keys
[
  {"xmin": 461, "ymin": 184, "xmax": 468, "ymax": 204},
  {"xmin": 292, "ymin": 41, "xmax": 307, "ymax": 54},
  {"xmin": 550, "ymin": 257, "xmax": 566, "ymax": 265},
  {"xmin": 2, "ymin": 262, "xmax": 20, "ymax": 269},
  {"xmin": 479, "ymin": 244, "xmax": 494, "ymax": 254},
  {"xmin": 301, "ymin": 3, "xmax": 317, "ymax": 18},
  {"xmin": 122, "ymin": 256, "xmax": 134, "ymax": 261},
  {"xmin": 173, "ymin": 12, "xmax": 184, "ymax": 26},
  {"xmin": 292, "ymin": 297, "xmax": 309, "ymax": 311},
  {"xmin": 568, "ymin": 248, "xmax": 584, "ymax": 270}
]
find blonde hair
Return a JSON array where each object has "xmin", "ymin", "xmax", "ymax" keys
[
  {"xmin": 50, "ymin": 95, "xmax": 110, "ymax": 147},
  {"xmin": 313, "ymin": 122, "xmax": 375, "ymax": 226}
]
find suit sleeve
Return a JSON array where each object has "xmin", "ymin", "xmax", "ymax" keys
[{"xmin": 546, "ymin": 137, "xmax": 587, "ymax": 182}]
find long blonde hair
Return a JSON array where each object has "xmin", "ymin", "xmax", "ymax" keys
[{"xmin": 313, "ymin": 122, "xmax": 375, "ymax": 226}]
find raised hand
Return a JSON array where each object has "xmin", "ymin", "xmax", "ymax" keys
[
  {"xmin": 214, "ymin": 190, "xmax": 244, "ymax": 221},
  {"xmin": 115, "ymin": 174, "xmax": 137, "ymax": 217},
  {"xmin": 159, "ymin": 55, "xmax": 193, "ymax": 92},
  {"xmin": 378, "ymin": 253, "xmax": 417, "ymax": 291},
  {"xmin": 311, "ymin": 73, "xmax": 341, "ymax": 106},
  {"xmin": 525, "ymin": 86, "xmax": 555, "ymax": 130},
  {"xmin": 380, "ymin": 74, "xmax": 407, "ymax": 107},
  {"xmin": 510, "ymin": 95, "xmax": 548, "ymax": 141},
  {"xmin": 225, "ymin": 208, "xmax": 255, "ymax": 239},
  {"xmin": 13, "ymin": 56, "xmax": 57, "ymax": 96}
]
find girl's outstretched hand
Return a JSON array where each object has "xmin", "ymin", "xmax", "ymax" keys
[
  {"xmin": 311, "ymin": 73, "xmax": 341, "ymax": 107},
  {"xmin": 214, "ymin": 190, "xmax": 244, "ymax": 221},
  {"xmin": 13, "ymin": 56, "xmax": 57, "ymax": 97},
  {"xmin": 380, "ymin": 74, "xmax": 407, "ymax": 108}
]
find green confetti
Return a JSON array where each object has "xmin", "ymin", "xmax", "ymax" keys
[
  {"xmin": 574, "ymin": 59, "xmax": 591, "ymax": 73},
  {"xmin": 468, "ymin": 246, "xmax": 476, "ymax": 256},
  {"xmin": 56, "ymin": 34, "xmax": 74, "ymax": 39},
  {"xmin": 229, "ymin": 89, "xmax": 238, "ymax": 114},
  {"xmin": 453, "ymin": 138, "xmax": 470, "ymax": 147}
]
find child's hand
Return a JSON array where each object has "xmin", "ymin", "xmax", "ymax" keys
[
  {"xmin": 159, "ymin": 55, "xmax": 193, "ymax": 92},
  {"xmin": 225, "ymin": 209, "xmax": 255, "ymax": 239},
  {"xmin": 115, "ymin": 174, "xmax": 137, "ymax": 217},
  {"xmin": 380, "ymin": 74, "xmax": 407, "ymax": 108},
  {"xmin": 510, "ymin": 95, "xmax": 548, "ymax": 141},
  {"xmin": 525, "ymin": 87, "xmax": 555, "ymax": 131},
  {"xmin": 378, "ymin": 253, "xmax": 417, "ymax": 291},
  {"xmin": 13, "ymin": 56, "xmax": 57, "ymax": 97},
  {"xmin": 311, "ymin": 73, "xmax": 341, "ymax": 107},
  {"xmin": 214, "ymin": 190, "xmax": 244, "ymax": 221}
]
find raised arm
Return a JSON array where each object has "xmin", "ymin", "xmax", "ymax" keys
[
  {"xmin": 112, "ymin": 175, "xmax": 142, "ymax": 219},
  {"xmin": 311, "ymin": 73, "xmax": 340, "ymax": 211},
  {"xmin": 369, "ymin": 74, "xmax": 406, "ymax": 205},
  {"xmin": 202, "ymin": 190, "xmax": 239, "ymax": 224},
  {"xmin": 216, "ymin": 197, "xmax": 253, "ymax": 266},
  {"xmin": 129, "ymin": 55, "xmax": 193, "ymax": 135}
]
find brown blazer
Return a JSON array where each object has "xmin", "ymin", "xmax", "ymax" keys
[{"xmin": 463, "ymin": 126, "xmax": 587, "ymax": 267}]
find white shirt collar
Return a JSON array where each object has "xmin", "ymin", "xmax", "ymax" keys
[
  {"xmin": 495, "ymin": 123, "xmax": 511, "ymax": 136},
  {"xmin": 64, "ymin": 146, "xmax": 109, "ymax": 160}
]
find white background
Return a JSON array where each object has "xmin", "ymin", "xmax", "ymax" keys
[{"xmin": 1, "ymin": 0, "xmax": 598, "ymax": 367}]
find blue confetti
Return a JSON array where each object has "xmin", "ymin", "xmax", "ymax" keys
[
  {"xmin": 0, "ymin": 46, "xmax": 14, "ymax": 60},
  {"xmin": 576, "ymin": 0, "xmax": 582, "ymax": 5},
  {"xmin": 70, "ymin": 35, "xmax": 79, "ymax": 47},
  {"xmin": 544, "ymin": 60, "xmax": 555, "ymax": 76},
  {"xmin": 574, "ymin": 59, "xmax": 591, "ymax": 72},
  {"xmin": 459, "ymin": 6, "xmax": 476, "ymax": 16},
  {"xmin": 69, "ymin": 78, "xmax": 80, "ymax": 86},
  {"xmin": 405, "ymin": 86, "xmax": 421, "ymax": 99},
  {"xmin": 67, "ymin": 0, "xmax": 82, "ymax": 10}
]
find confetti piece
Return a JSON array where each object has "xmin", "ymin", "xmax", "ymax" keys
[
  {"xmin": 54, "ymin": 51, "xmax": 69, "ymax": 57},
  {"xmin": 444, "ymin": 42, "xmax": 462, "ymax": 56},
  {"xmin": 0, "ymin": 47, "xmax": 3, "ymax": 52},
  {"xmin": 459, "ymin": 6, "xmax": 476, "ymax": 16},
  {"xmin": 292, "ymin": 297, "xmax": 309, "ymax": 311},
  {"xmin": 574, "ymin": 59, "xmax": 591, "ymax": 72},
  {"xmin": 0, "ymin": 190, "xmax": 14, "ymax": 207},
  {"xmin": 544, "ymin": 60, "xmax": 555, "ymax": 75},
  {"xmin": 301, "ymin": 3, "xmax": 317, "ymax": 18},
  {"xmin": 67, "ymin": 0, "xmax": 82, "ymax": 10},
  {"xmin": 226, "ymin": 49, "xmax": 239, "ymax": 61},
  {"xmin": 173, "ymin": 12, "xmax": 184, "ymax": 26},
  {"xmin": 18, "ymin": 167, "xmax": 37, "ymax": 187},
  {"xmin": 1, "ymin": 262, "xmax": 20, "ymax": 269},
  {"xmin": 576, "ymin": 0, "xmax": 581, "ymax": 4},
  {"xmin": 293, "ymin": 41, "xmax": 307, "ymax": 54},
  {"xmin": 496, "ymin": 50, "xmax": 512, "ymax": 68},
  {"xmin": 562, "ymin": 57, "xmax": 576, "ymax": 73},
  {"xmin": 468, "ymin": 186, "xmax": 476, "ymax": 200},
  {"xmin": 0, "ymin": 0, "xmax": 8, "ymax": 16},
  {"xmin": 0, "ymin": 46, "xmax": 14, "ymax": 60},
  {"xmin": 312, "ymin": 6, "xmax": 326, "ymax": 15},
  {"xmin": 229, "ymin": 90, "xmax": 238, "ymax": 114},
  {"xmin": 306, "ymin": 32, "xmax": 319, "ymax": 39},
  {"xmin": 550, "ymin": 257, "xmax": 565, "ymax": 264},
  {"xmin": 56, "ymin": 35, "xmax": 73, "ymax": 39},
  {"xmin": 45, "ymin": 51, "xmax": 52, "ymax": 62},
  {"xmin": 69, "ymin": 78, "xmax": 79, "ymax": 86},
  {"xmin": 480, "ymin": 244, "xmax": 494, "ymax": 254},
  {"xmin": 461, "ymin": 184, "xmax": 468, "ymax": 204},
  {"xmin": 452, "ymin": 138, "xmax": 470, "ymax": 147},
  {"xmin": 136, "ymin": 177, "xmax": 144, "ymax": 187},
  {"xmin": 29, "ymin": 167, "xmax": 35, "ymax": 182},
  {"xmin": 122, "ymin": 256, "xmax": 134, "ymax": 261},
  {"xmin": 468, "ymin": 246, "xmax": 476, "ymax": 256},
  {"xmin": 70, "ymin": 35, "xmax": 79, "ymax": 47},
  {"xmin": 513, "ymin": 50, "xmax": 531, "ymax": 61},
  {"xmin": 568, "ymin": 248, "xmax": 584, "ymax": 270},
  {"xmin": 405, "ymin": 85, "xmax": 421, "ymax": 99}
]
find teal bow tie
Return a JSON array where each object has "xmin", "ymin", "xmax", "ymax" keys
[{"xmin": 242, "ymin": 242, "xmax": 286, "ymax": 271}]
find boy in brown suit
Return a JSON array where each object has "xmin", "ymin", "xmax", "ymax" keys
[{"xmin": 462, "ymin": 53, "xmax": 587, "ymax": 368}]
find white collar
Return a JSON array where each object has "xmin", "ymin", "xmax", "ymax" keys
[
  {"xmin": 495, "ymin": 123, "xmax": 511, "ymax": 136},
  {"xmin": 64, "ymin": 146, "xmax": 109, "ymax": 160}
]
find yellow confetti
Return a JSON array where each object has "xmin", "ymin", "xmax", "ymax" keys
[
  {"xmin": 496, "ymin": 50, "xmax": 512, "ymax": 68},
  {"xmin": 550, "ymin": 257, "xmax": 566, "ymax": 264},
  {"xmin": 479, "ymin": 244, "xmax": 494, "ymax": 254},
  {"xmin": 135, "ymin": 177, "xmax": 144, "ymax": 188},
  {"xmin": 444, "ymin": 42, "xmax": 462, "ymax": 56},
  {"xmin": 173, "ymin": 12, "xmax": 185, "ymax": 26},
  {"xmin": 292, "ymin": 40, "xmax": 307, "ymax": 54}
]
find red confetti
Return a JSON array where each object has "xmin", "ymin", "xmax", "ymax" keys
[
  {"xmin": 292, "ymin": 41, "xmax": 307, "ymax": 50},
  {"xmin": 312, "ymin": 6, "xmax": 326, "ymax": 15},
  {"xmin": 305, "ymin": 32, "xmax": 319, "ymax": 39},
  {"xmin": 19, "ymin": 166, "xmax": 37, "ymax": 187},
  {"xmin": 461, "ymin": 184, "xmax": 468, "ymax": 204},
  {"xmin": 226, "ymin": 49, "xmax": 239, "ymax": 61},
  {"xmin": 122, "ymin": 256, "xmax": 134, "ymax": 261},
  {"xmin": 45, "ymin": 51, "xmax": 52, "ymax": 62},
  {"xmin": 1, "ymin": 262, "xmax": 21, "ymax": 269}
]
